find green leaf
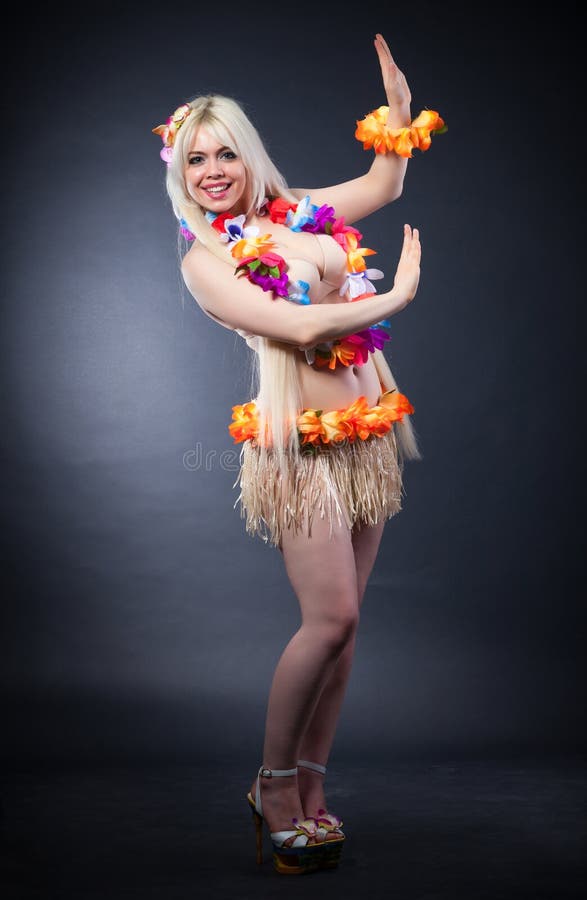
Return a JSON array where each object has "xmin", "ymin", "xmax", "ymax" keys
[
  {"xmin": 249, "ymin": 259, "xmax": 261, "ymax": 271},
  {"xmin": 269, "ymin": 266, "xmax": 280, "ymax": 277}
]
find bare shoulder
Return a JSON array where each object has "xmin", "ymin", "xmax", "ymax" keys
[
  {"xmin": 181, "ymin": 240, "xmax": 210, "ymax": 278},
  {"xmin": 181, "ymin": 239, "xmax": 233, "ymax": 295},
  {"xmin": 180, "ymin": 241, "xmax": 236, "ymax": 329}
]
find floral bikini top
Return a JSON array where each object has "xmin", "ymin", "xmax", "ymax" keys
[{"xmin": 191, "ymin": 195, "xmax": 391, "ymax": 371}]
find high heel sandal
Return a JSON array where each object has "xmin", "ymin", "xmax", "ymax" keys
[
  {"xmin": 246, "ymin": 764, "xmax": 326, "ymax": 875},
  {"xmin": 297, "ymin": 759, "xmax": 345, "ymax": 869}
]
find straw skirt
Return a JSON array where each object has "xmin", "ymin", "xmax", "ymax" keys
[{"xmin": 232, "ymin": 426, "xmax": 404, "ymax": 548}]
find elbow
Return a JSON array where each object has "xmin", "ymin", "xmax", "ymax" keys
[
  {"xmin": 391, "ymin": 184, "xmax": 403, "ymax": 202},
  {"xmin": 388, "ymin": 180, "xmax": 404, "ymax": 203},
  {"xmin": 296, "ymin": 317, "xmax": 318, "ymax": 351}
]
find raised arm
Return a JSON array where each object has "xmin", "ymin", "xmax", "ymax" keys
[
  {"xmin": 290, "ymin": 34, "xmax": 412, "ymax": 224},
  {"xmin": 181, "ymin": 224, "xmax": 421, "ymax": 349}
]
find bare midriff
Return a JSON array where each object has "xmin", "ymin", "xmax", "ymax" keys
[
  {"xmin": 296, "ymin": 350, "xmax": 383, "ymax": 411},
  {"xmin": 293, "ymin": 280, "xmax": 384, "ymax": 411}
]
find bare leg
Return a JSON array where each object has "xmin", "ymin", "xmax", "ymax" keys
[
  {"xmin": 249, "ymin": 508, "xmax": 361, "ymax": 844},
  {"xmin": 296, "ymin": 519, "xmax": 386, "ymax": 817}
]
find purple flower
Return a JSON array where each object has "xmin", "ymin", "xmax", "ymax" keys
[
  {"xmin": 354, "ymin": 327, "xmax": 391, "ymax": 353},
  {"xmin": 249, "ymin": 268, "xmax": 290, "ymax": 298},
  {"xmin": 301, "ymin": 204, "xmax": 336, "ymax": 234}
]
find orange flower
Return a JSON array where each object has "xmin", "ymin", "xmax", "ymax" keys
[
  {"xmin": 356, "ymin": 105, "xmax": 446, "ymax": 156},
  {"xmin": 362, "ymin": 406, "xmax": 394, "ymax": 436},
  {"xmin": 230, "ymin": 234, "xmax": 275, "ymax": 261},
  {"xmin": 152, "ymin": 104, "xmax": 192, "ymax": 148},
  {"xmin": 347, "ymin": 245, "xmax": 376, "ymax": 273},
  {"xmin": 228, "ymin": 402, "xmax": 259, "ymax": 443},
  {"xmin": 376, "ymin": 390, "xmax": 415, "ymax": 421},
  {"xmin": 297, "ymin": 410, "xmax": 326, "ymax": 446},
  {"xmin": 313, "ymin": 342, "xmax": 357, "ymax": 370},
  {"xmin": 343, "ymin": 232, "xmax": 360, "ymax": 253},
  {"xmin": 337, "ymin": 396, "xmax": 372, "ymax": 441},
  {"xmin": 392, "ymin": 127, "xmax": 416, "ymax": 158},
  {"xmin": 319, "ymin": 410, "xmax": 348, "ymax": 444},
  {"xmin": 355, "ymin": 106, "xmax": 390, "ymax": 153},
  {"xmin": 410, "ymin": 109, "xmax": 445, "ymax": 151},
  {"xmin": 228, "ymin": 392, "xmax": 415, "ymax": 447}
]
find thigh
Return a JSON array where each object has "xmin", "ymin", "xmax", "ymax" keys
[
  {"xmin": 352, "ymin": 520, "xmax": 386, "ymax": 607},
  {"xmin": 278, "ymin": 507, "xmax": 359, "ymax": 627}
]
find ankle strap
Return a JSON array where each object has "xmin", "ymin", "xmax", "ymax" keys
[
  {"xmin": 297, "ymin": 759, "xmax": 327, "ymax": 775},
  {"xmin": 255, "ymin": 764, "xmax": 298, "ymax": 816},
  {"xmin": 258, "ymin": 765, "xmax": 298, "ymax": 778}
]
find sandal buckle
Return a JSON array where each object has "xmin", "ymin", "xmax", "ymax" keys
[{"xmin": 261, "ymin": 767, "xmax": 272, "ymax": 778}]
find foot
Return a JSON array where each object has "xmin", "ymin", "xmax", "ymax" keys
[
  {"xmin": 297, "ymin": 765, "xmax": 342, "ymax": 831},
  {"xmin": 248, "ymin": 772, "xmax": 323, "ymax": 849}
]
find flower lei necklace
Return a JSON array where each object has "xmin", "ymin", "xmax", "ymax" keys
[{"xmin": 199, "ymin": 195, "xmax": 392, "ymax": 371}]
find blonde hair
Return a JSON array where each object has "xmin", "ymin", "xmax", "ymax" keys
[
  {"xmin": 165, "ymin": 94, "xmax": 298, "ymax": 254},
  {"xmin": 163, "ymin": 93, "xmax": 421, "ymax": 463}
]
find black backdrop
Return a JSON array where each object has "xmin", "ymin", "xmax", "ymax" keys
[{"xmin": 1, "ymin": 0, "xmax": 585, "ymax": 767}]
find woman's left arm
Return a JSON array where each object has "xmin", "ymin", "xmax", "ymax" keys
[{"xmin": 291, "ymin": 34, "xmax": 412, "ymax": 223}]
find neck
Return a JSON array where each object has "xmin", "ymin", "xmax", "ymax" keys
[{"xmin": 205, "ymin": 197, "xmax": 268, "ymax": 225}]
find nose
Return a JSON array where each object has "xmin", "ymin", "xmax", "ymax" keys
[{"xmin": 204, "ymin": 157, "xmax": 224, "ymax": 179}]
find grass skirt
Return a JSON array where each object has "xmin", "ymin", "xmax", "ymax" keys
[{"xmin": 232, "ymin": 426, "xmax": 404, "ymax": 548}]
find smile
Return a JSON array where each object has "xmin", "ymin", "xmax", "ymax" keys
[{"xmin": 203, "ymin": 183, "xmax": 231, "ymax": 196}]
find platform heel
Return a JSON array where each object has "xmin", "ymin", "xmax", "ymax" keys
[
  {"xmin": 246, "ymin": 764, "xmax": 326, "ymax": 875},
  {"xmin": 297, "ymin": 759, "xmax": 345, "ymax": 869}
]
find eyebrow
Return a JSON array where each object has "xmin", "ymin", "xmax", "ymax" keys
[{"xmin": 188, "ymin": 146, "xmax": 232, "ymax": 155}]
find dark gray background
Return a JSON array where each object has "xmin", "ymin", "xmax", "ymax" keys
[{"xmin": 1, "ymin": 0, "xmax": 584, "ymax": 768}]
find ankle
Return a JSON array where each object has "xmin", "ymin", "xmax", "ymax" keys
[{"xmin": 297, "ymin": 765, "xmax": 325, "ymax": 784}]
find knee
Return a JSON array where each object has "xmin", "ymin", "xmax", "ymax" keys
[{"xmin": 317, "ymin": 607, "xmax": 360, "ymax": 654}]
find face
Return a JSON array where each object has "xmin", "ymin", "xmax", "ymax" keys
[{"xmin": 185, "ymin": 126, "xmax": 249, "ymax": 216}]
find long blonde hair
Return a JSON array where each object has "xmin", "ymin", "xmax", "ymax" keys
[{"xmin": 163, "ymin": 93, "xmax": 421, "ymax": 462}]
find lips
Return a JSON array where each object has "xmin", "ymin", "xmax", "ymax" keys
[{"xmin": 202, "ymin": 183, "xmax": 231, "ymax": 197}]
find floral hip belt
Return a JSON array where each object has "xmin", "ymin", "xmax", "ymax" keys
[{"xmin": 229, "ymin": 390, "xmax": 414, "ymax": 448}]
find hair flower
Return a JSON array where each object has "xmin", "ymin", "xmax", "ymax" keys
[{"xmin": 152, "ymin": 103, "xmax": 192, "ymax": 166}]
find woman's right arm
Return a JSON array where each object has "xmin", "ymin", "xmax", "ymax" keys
[{"xmin": 181, "ymin": 224, "xmax": 421, "ymax": 349}]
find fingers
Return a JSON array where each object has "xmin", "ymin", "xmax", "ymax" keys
[
  {"xmin": 402, "ymin": 224, "xmax": 421, "ymax": 257},
  {"xmin": 373, "ymin": 35, "xmax": 388, "ymax": 70},
  {"xmin": 375, "ymin": 32, "xmax": 394, "ymax": 62}
]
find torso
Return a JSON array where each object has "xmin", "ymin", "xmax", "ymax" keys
[{"xmin": 199, "ymin": 208, "xmax": 384, "ymax": 410}]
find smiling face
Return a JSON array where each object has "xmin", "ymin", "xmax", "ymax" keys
[{"xmin": 184, "ymin": 126, "xmax": 249, "ymax": 216}]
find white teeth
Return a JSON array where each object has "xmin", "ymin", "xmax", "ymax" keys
[{"xmin": 206, "ymin": 185, "xmax": 229, "ymax": 193}]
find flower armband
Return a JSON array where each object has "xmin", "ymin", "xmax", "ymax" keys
[{"xmin": 355, "ymin": 105, "xmax": 447, "ymax": 157}]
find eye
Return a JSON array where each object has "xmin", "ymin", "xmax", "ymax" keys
[
  {"xmin": 188, "ymin": 155, "xmax": 204, "ymax": 165},
  {"xmin": 220, "ymin": 150, "xmax": 237, "ymax": 160}
]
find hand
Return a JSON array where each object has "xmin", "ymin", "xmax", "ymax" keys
[
  {"xmin": 374, "ymin": 33, "xmax": 412, "ymax": 110},
  {"xmin": 392, "ymin": 224, "xmax": 421, "ymax": 309}
]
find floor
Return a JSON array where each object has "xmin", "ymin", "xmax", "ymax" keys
[{"xmin": 1, "ymin": 757, "xmax": 585, "ymax": 899}]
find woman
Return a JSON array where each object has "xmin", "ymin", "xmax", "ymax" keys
[{"xmin": 153, "ymin": 33, "xmax": 443, "ymax": 875}]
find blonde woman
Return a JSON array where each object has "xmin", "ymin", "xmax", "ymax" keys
[{"xmin": 153, "ymin": 33, "xmax": 444, "ymax": 876}]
